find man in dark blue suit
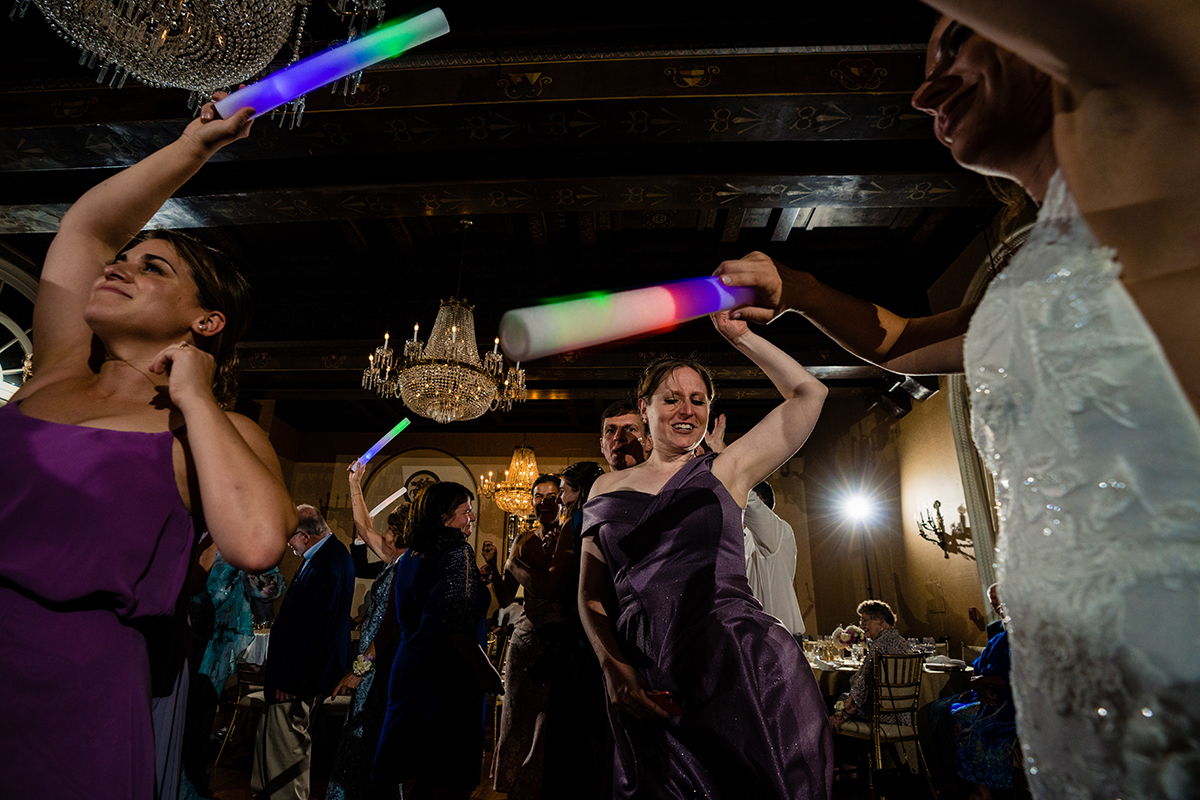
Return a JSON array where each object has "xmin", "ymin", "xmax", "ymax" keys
[{"xmin": 251, "ymin": 504, "xmax": 354, "ymax": 800}]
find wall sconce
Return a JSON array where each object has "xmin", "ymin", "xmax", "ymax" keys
[{"xmin": 916, "ymin": 500, "xmax": 968, "ymax": 559}]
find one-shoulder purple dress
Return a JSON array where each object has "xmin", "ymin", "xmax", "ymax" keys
[
  {"xmin": 0, "ymin": 401, "xmax": 195, "ymax": 800},
  {"xmin": 582, "ymin": 454, "xmax": 832, "ymax": 799}
]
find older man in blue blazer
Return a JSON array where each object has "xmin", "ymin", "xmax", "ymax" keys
[{"xmin": 251, "ymin": 504, "xmax": 355, "ymax": 800}]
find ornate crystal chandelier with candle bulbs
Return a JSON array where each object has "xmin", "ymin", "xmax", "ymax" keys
[
  {"xmin": 480, "ymin": 445, "xmax": 539, "ymax": 516},
  {"xmin": 14, "ymin": 0, "xmax": 305, "ymax": 104},
  {"xmin": 361, "ymin": 221, "xmax": 525, "ymax": 423}
]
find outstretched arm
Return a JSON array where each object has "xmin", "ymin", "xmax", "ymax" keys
[
  {"xmin": 709, "ymin": 311, "xmax": 829, "ymax": 505},
  {"xmin": 347, "ymin": 460, "xmax": 391, "ymax": 561},
  {"xmin": 716, "ymin": 251, "xmax": 972, "ymax": 375},
  {"xmin": 33, "ymin": 97, "xmax": 255, "ymax": 378}
]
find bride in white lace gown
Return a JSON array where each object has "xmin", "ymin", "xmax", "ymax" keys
[{"xmin": 714, "ymin": 3, "xmax": 1200, "ymax": 798}]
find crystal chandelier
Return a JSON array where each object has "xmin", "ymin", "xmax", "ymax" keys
[
  {"xmin": 481, "ymin": 446, "xmax": 539, "ymax": 516},
  {"xmin": 362, "ymin": 299, "xmax": 526, "ymax": 424},
  {"xmin": 362, "ymin": 219, "xmax": 526, "ymax": 423},
  {"xmin": 16, "ymin": 0, "xmax": 304, "ymax": 102}
]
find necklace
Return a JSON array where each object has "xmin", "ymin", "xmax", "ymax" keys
[{"xmin": 102, "ymin": 353, "xmax": 169, "ymax": 392}]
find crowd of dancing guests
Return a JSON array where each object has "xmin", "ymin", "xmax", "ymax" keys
[{"xmin": 2, "ymin": 1, "xmax": 1198, "ymax": 798}]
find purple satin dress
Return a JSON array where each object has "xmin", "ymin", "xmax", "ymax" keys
[
  {"xmin": 0, "ymin": 401, "xmax": 195, "ymax": 799},
  {"xmin": 583, "ymin": 454, "xmax": 832, "ymax": 799}
]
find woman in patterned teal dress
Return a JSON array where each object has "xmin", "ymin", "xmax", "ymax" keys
[
  {"xmin": 326, "ymin": 462, "xmax": 409, "ymax": 800},
  {"xmin": 181, "ymin": 544, "xmax": 286, "ymax": 800}
]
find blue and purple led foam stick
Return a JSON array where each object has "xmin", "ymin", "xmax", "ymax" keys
[
  {"xmin": 354, "ymin": 417, "xmax": 412, "ymax": 472},
  {"xmin": 214, "ymin": 8, "xmax": 449, "ymax": 120},
  {"xmin": 499, "ymin": 276, "xmax": 757, "ymax": 362}
]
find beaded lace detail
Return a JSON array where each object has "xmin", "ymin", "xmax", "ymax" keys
[{"xmin": 965, "ymin": 172, "xmax": 1200, "ymax": 799}]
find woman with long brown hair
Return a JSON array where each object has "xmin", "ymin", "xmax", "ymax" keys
[{"xmin": 0, "ymin": 96, "xmax": 295, "ymax": 799}]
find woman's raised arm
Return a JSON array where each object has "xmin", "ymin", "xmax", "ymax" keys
[
  {"xmin": 709, "ymin": 310, "xmax": 828, "ymax": 506},
  {"xmin": 347, "ymin": 460, "xmax": 391, "ymax": 562},
  {"xmin": 33, "ymin": 99, "xmax": 254, "ymax": 376}
]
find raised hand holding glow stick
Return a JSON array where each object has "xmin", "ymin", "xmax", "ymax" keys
[
  {"xmin": 369, "ymin": 487, "xmax": 408, "ymax": 518},
  {"xmin": 354, "ymin": 417, "xmax": 412, "ymax": 471},
  {"xmin": 215, "ymin": 8, "xmax": 449, "ymax": 120},
  {"xmin": 499, "ymin": 276, "xmax": 756, "ymax": 362}
]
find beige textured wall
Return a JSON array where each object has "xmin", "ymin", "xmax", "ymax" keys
[
  {"xmin": 797, "ymin": 389, "xmax": 989, "ymax": 657},
  {"xmin": 893, "ymin": 385, "xmax": 992, "ymax": 651}
]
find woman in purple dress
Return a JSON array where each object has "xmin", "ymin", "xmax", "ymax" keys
[
  {"xmin": 0, "ymin": 95, "xmax": 297, "ymax": 800},
  {"xmin": 578, "ymin": 312, "xmax": 833, "ymax": 799}
]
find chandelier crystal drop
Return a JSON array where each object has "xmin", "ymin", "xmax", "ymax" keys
[{"xmin": 19, "ymin": 0, "xmax": 302, "ymax": 99}]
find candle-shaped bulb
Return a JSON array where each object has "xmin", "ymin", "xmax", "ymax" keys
[
  {"xmin": 413, "ymin": 323, "xmax": 419, "ymax": 342},
  {"xmin": 384, "ymin": 331, "xmax": 389, "ymax": 343},
  {"xmin": 493, "ymin": 337, "xmax": 500, "ymax": 354},
  {"xmin": 451, "ymin": 325, "xmax": 457, "ymax": 344}
]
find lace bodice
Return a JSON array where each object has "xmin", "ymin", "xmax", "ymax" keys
[{"xmin": 965, "ymin": 172, "xmax": 1200, "ymax": 799}]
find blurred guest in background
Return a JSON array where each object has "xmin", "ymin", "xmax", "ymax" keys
[
  {"xmin": 374, "ymin": 482, "xmax": 501, "ymax": 800},
  {"xmin": 180, "ymin": 541, "xmax": 285, "ymax": 800},
  {"xmin": 832, "ymin": 600, "xmax": 913, "ymax": 732},
  {"xmin": 252, "ymin": 505, "xmax": 354, "ymax": 800},
  {"xmin": 490, "ymin": 475, "xmax": 567, "ymax": 799},
  {"xmin": 325, "ymin": 464, "xmax": 410, "ymax": 800},
  {"xmin": 599, "ymin": 400, "xmax": 651, "ymax": 471},
  {"xmin": 542, "ymin": 461, "xmax": 610, "ymax": 800},
  {"xmin": 927, "ymin": 588, "xmax": 1016, "ymax": 800},
  {"xmin": 704, "ymin": 413, "xmax": 807, "ymax": 642}
]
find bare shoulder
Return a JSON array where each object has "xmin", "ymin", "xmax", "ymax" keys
[
  {"xmin": 589, "ymin": 464, "xmax": 649, "ymax": 499},
  {"xmin": 588, "ymin": 469, "xmax": 622, "ymax": 499}
]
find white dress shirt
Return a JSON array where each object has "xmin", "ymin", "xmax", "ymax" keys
[{"xmin": 743, "ymin": 491, "xmax": 805, "ymax": 636}]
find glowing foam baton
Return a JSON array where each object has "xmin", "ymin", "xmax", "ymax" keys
[
  {"xmin": 214, "ymin": 8, "xmax": 449, "ymax": 120},
  {"xmin": 369, "ymin": 486, "xmax": 408, "ymax": 518},
  {"xmin": 354, "ymin": 417, "xmax": 411, "ymax": 471},
  {"xmin": 499, "ymin": 276, "xmax": 757, "ymax": 362}
]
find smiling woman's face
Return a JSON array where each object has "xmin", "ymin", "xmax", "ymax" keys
[
  {"xmin": 442, "ymin": 500, "xmax": 476, "ymax": 538},
  {"xmin": 640, "ymin": 366, "xmax": 709, "ymax": 453},
  {"xmin": 910, "ymin": 16, "xmax": 1052, "ymax": 179}
]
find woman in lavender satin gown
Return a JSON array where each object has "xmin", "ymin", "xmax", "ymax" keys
[
  {"xmin": 578, "ymin": 312, "xmax": 833, "ymax": 799},
  {"xmin": 0, "ymin": 96, "xmax": 296, "ymax": 800}
]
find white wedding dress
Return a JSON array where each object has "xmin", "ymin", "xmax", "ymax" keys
[{"xmin": 965, "ymin": 171, "xmax": 1200, "ymax": 799}]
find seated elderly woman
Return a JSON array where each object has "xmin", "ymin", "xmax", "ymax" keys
[{"xmin": 831, "ymin": 599, "xmax": 914, "ymax": 731}]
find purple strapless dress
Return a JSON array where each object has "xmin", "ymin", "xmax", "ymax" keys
[
  {"xmin": 0, "ymin": 401, "xmax": 195, "ymax": 799},
  {"xmin": 582, "ymin": 454, "xmax": 832, "ymax": 799}
]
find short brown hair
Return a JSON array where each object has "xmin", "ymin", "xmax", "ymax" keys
[
  {"xmin": 636, "ymin": 356, "xmax": 715, "ymax": 406},
  {"xmin": 600, "ymin": 400, "xmax": 642, "ymax": 434}
]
